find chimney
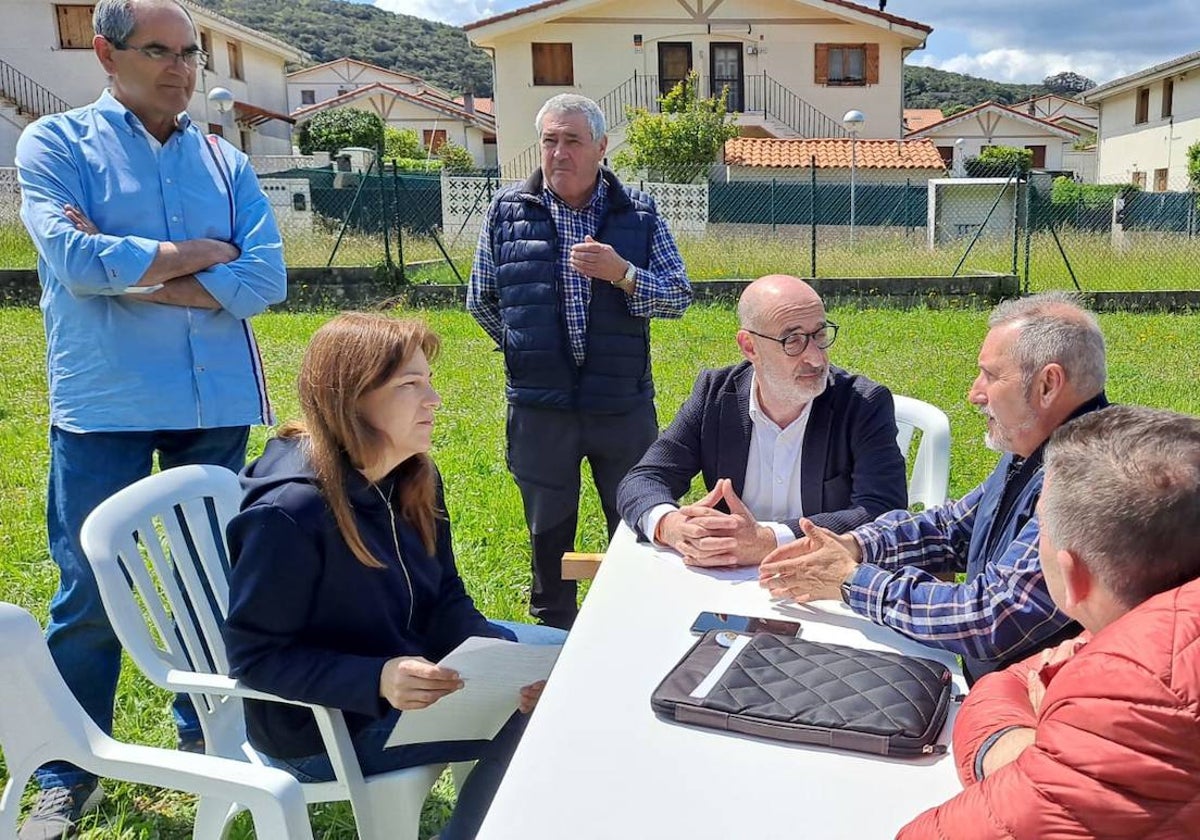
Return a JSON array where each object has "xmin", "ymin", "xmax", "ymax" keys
[{"xmin": 463, "ymin": 93, "xmax": 476, "ymax": 115}]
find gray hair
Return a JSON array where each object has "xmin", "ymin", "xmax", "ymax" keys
[
  {"xmin": 93, "ymin": 0, "xmax": 195, "ymax": 45},
  {"xmin": 988, "ymin": 292, "xmax": 1106, "ymax": 396},
  {"xmin": 535, "ymin": 94, "xmax": 606, "ymax": 142},
  {"xmin": 1042, "ymin": 405, "xmax": 1200, "ymax": 608}
]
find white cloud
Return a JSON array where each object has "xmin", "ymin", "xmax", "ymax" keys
[
  {"xmin": 911, "ymin": 48, "xmax": 1143, "ymax": 86},
  {"xmin": 910, "ymin": 0, "xmax": 1199, "ymax": 84},
  {"xmin": 372, "ymin": 0, "xmax": 504, "ymax": 26}
]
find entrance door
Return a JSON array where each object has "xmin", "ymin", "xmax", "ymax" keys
[
  {"xmin": 710, "ymin": 43, "xmax": 744, "ymax": 112},
  {"xmin": 658, "ymin": 42, "xmax": 693, "ymax": 99}
]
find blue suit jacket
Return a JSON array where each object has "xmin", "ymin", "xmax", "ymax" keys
[{"xmin": 617, "ymin": 361, "xmax": 908, "ymax": 539}]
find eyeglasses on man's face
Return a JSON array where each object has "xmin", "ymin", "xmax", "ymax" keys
[
  {"xmin": 109, "ymin": 39, "xmax": 208, "ymax": 68},
  {"xmin": 744, "ymin": 322, "xmax": 839, "ymax": 356}
]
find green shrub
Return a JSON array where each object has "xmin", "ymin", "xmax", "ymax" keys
[
  {"xmin": 437, "ymin": 140, "xmax": 476, "ymax": 174},
  {"xmin": 392, "ymin": 158, "xmax": 443, "ymax": 172},
  {"xmin": 384, "ymin": 127, "xmax": 422, "ymax": 160},
  {"xmin": 964, "ymin": 146, "xmax": 1033, "ymax": 178},
  {"xmin": 1050, "ymin": 177, "xmax": 1138, "ymax": 206},
  {"xmin": 297, "ymin": 108, "xmax": 384, "ymax": 155}
]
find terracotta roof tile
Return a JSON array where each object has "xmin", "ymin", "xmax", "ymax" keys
[
  {"xmin": 903, "ymin": 109, "xmax": 945, "ymax": 132},
  {"xmin": 723, "ymin": 137, "xmax": 947, "ymax": 170}
]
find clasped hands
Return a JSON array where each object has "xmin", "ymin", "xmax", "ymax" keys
[
  {"xmin": 654, "ymin": 478, "xmax": 776, "ymax": 567},
  {"xmin": 379, "ymin": 655, "xmax": 545, "ymax": 714}
]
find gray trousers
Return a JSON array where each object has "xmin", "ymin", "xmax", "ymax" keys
[{"xmin": 505, "ymin": 402, "xmax": 658, "ymax": 628}]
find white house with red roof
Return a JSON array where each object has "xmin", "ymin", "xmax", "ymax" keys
[
  {"xmin": 0, "ymin": 0, "xmax": 304, "ymax": 165},
  {"xmin": 287, "ymin": 58, "xmax": 497, "ymax": 168},
  {"xmin": 1081, "ymin": 50, "xmax": 1200, "ymax": 191},
  {"xmin": 464, "ymin": 0, "xmax": 932, "ymax": 177},
  {"xmin": 905, "ymin": 101, "xmax": 1081, "ymax": 175}
]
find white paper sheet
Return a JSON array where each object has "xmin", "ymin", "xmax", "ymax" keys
[{"xmin": 385, "ymin": 637, "xmax": 562, "ymax": 747}]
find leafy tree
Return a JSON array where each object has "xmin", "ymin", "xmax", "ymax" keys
[
  {"xmin": 964, "ymin": 145, "xmax": 1033, "ymax": 177},
  {"xmin": 612, "ymin": 72, "xmax": 739, "ymax": 183},
  {"xmin": 437, "ymin": 140, "xmax": 476, "ymax": 174},
  {"xmin": 297, "ymin": 108, "xmax": 385, "ymax": 155},
  {"xmin": 384, "ymin": 127, "xmax": 421, "ymax": 160},
  {"xmin": 1187, "ymin": 141, "xmax": 1200, "ymax": 189},
  {"xmin": 1042, "ymin": 71, "xmax": 1096, "ymax": 96}
]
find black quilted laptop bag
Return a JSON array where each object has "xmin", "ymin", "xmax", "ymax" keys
[{"xmin": 651, "ymin": 630, "xmax": 953, "ymax": 757}]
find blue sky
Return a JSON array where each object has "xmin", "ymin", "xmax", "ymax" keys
[{"xmin": 351, "ymin": 0, "xmax": 1198, "ymax": 85}]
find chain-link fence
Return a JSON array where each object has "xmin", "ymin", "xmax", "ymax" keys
[{"xmin": 3, "ymin": 161, "xmax": 1198, "ymax": 293}]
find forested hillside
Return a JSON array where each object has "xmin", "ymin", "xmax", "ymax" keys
[
  {"xmin": 903, "ymin": 65, "xmax": 1048, "ymax": 114},
  {"xmin": 194, "ymin": 0, "xmax": 494, "ymax": 96}
]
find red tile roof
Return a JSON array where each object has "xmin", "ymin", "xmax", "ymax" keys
[
  {"xmin": 903, "ymin": 109, "xmax": 944, "ymax": 132},
  {"xmin": 724, "ymin": 137, "xmax": 947, "ymax": 170}
]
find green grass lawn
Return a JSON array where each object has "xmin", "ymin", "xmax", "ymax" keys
[
  {"xmin": 2, "ymin": 303, "xmax": 1199, "ymax": 837},
  {"xmin": 6, "ymin": 220, "xmax": 1200, "ymax": 291}
]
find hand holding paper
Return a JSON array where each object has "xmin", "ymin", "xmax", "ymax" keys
[
  {"xmin": 385, "ymin": 637, "xmax": 561, "ymax": 747},
  {"xmin": 379, "ymin": 655, "xmax": 464, "ymax": 711}
]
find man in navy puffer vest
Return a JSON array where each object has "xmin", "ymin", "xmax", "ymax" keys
[{"xmin": 468, "ymin": 93, "xmax": 693, "ymax": 628}]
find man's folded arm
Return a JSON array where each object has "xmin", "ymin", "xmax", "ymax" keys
[{"xmin": 191, "ymin": 150, "xmax": 286, "ymax": 319}]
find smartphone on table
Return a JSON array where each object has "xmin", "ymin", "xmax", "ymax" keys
[{"xmin": 690, "ymin": 611, "xmax": 802, "ymax": 637}]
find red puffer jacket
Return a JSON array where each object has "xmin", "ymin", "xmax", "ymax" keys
[{"xmin": 898, "ymin": 577, "xmax": 1200, "ymax": 840}]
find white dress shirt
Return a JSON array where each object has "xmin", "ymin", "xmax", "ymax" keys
[{"xmin": 643, "ymin": 372, "xmax": 813, "ymax": 548}]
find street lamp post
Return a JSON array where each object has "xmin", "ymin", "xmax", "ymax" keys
[
  {"xmin": 842, "ymin": 109, "xmax": 865, "ymax": 244},
  {"xmin": 207, "ymin": 86, "xmax": 234, "ymax": 125}
]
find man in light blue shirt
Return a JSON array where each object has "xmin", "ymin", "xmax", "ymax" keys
[{"xmin": 14, "ymin": 1, "xmax": 285, "ymax": 835}]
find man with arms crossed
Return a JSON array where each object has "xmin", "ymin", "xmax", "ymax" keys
[
  {"xmin": 15, "ymin": 1, "xmax": 285, "ymax": 835},
  {"xmin": 900, "ymin": 405, "xmax": 1200, "ymax": 839},
  {"xmin": 468, "ymin": 93, "xmax": 691, "ymax": 629},
  {"xmin": 760, "ymin": 294, "xmax": 1108, "ymax": 684},
  {"xmin": 617, "ymin": 274, "xmax": 907, "ymax": 566}
]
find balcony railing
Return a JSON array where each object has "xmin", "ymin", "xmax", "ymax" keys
[
  {"xmin": 501, "ymin": 72, "xmax": 846, "ymax": 178},
  {"xmin": 0, "ymin": 58, "xmax": 71, "ymax": 121}
]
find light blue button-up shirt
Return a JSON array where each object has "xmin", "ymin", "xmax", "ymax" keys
[{"xmin": 16, "ymin": 90, "xmax": 286, "ymax": 433}]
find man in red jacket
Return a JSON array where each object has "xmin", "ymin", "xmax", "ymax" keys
[{"xmin": 899, "ymin": 405, "xmax": 1200, "ymax": 840}]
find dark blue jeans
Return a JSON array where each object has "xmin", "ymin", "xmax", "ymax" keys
[
  {"xmin": 267, "ymin": 620, "xmax": 565, "ymax": 840},
  {"xmin": 36, "ymin": 425, "xmax": 250, "ymax": 790}
]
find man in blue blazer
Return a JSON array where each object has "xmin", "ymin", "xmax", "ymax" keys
[{"xmin": 617, "ymin": 275, "xmax": 908, "ymax": 567}]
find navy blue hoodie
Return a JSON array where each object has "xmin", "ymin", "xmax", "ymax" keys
[{"xmin": 223, "ymin": 436, "xmax": 509, "ymax": 759}]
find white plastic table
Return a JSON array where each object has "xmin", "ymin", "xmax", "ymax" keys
[{"xmin": 478, "ymin": 525, "xmax": 968, "ymax": 840}]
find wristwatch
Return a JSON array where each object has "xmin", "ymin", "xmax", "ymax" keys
[
  {"xmin": 839, "ymin": 577, "xmax": 854, "ymax": 604},
  {"xmin": 614, "ymin": 260, "xmax": 637, "ymax": 294}
]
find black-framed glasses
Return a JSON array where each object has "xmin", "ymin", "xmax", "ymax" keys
[
  {"xmin": 109, "ymin": 40, "xmax": 208, "ymax": 68},
  {"xmin": 744, "ymin": 322, "xmax": 839, "ymax": 356}
]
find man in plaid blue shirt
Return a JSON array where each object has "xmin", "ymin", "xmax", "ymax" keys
[
  {"xmin": 759, "ymin": 294, "xmax": 1109, "ymax": 683},
  {"xmin": 468, "ymin": 93, "xmax": 692, "ymax": 628}
]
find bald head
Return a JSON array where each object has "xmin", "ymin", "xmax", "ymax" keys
[{"xmin": 737, "ymin": 275, "xmax": 824, "ymax": 331}]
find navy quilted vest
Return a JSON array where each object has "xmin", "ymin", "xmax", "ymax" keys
[{"xmin": 488, "ymin": 168, "xmax": 656, "ymax": 414}]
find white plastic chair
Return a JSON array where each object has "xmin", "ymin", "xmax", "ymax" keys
[
  {"xmin": 892, "ymin": 395, "xmax": 952, "ymax": 510},
  {"xmin": 78, "ymin": 464, "xmax": 446, "ymax": 840},
  {"xmin": 0, "ymin": 602, "xmax": 315, "ymax": 840}
]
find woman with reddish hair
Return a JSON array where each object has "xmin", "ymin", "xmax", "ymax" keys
[{"xmin": 224, "ymin": 313, "xmax": 563, "ymax": 840}]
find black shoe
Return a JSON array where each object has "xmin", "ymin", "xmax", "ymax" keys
[
  {"xmin": 18, "ymin": 780, "xmax": 105, "ymax": 840},
  {"xmin": 178, "ymin": 733, "xmax": 206, "ymax": 754}
]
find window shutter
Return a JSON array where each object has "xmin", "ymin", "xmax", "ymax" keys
[
  {"xmin": 56, "ymin": 5, "xmax": 96, "ymax": 49},
  {"xmin": 865, "ymin": 43, "xmax": 880, "ymax": 84},
  {"xmin": 532, "ymin": 43, "xmax": 574, "ymax": 86},
  {"xmin": 814, "ymin": 44, "xmax": 829, "ymax": 85}
]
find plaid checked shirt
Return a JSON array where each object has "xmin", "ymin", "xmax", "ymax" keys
[
  {"xmin": 467, "ymin": 175, "xmax": 692, "ymax": 366},
  {"xmin": 841, "ymin": 474, "xmax": 1073, "ymax": 663}
]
